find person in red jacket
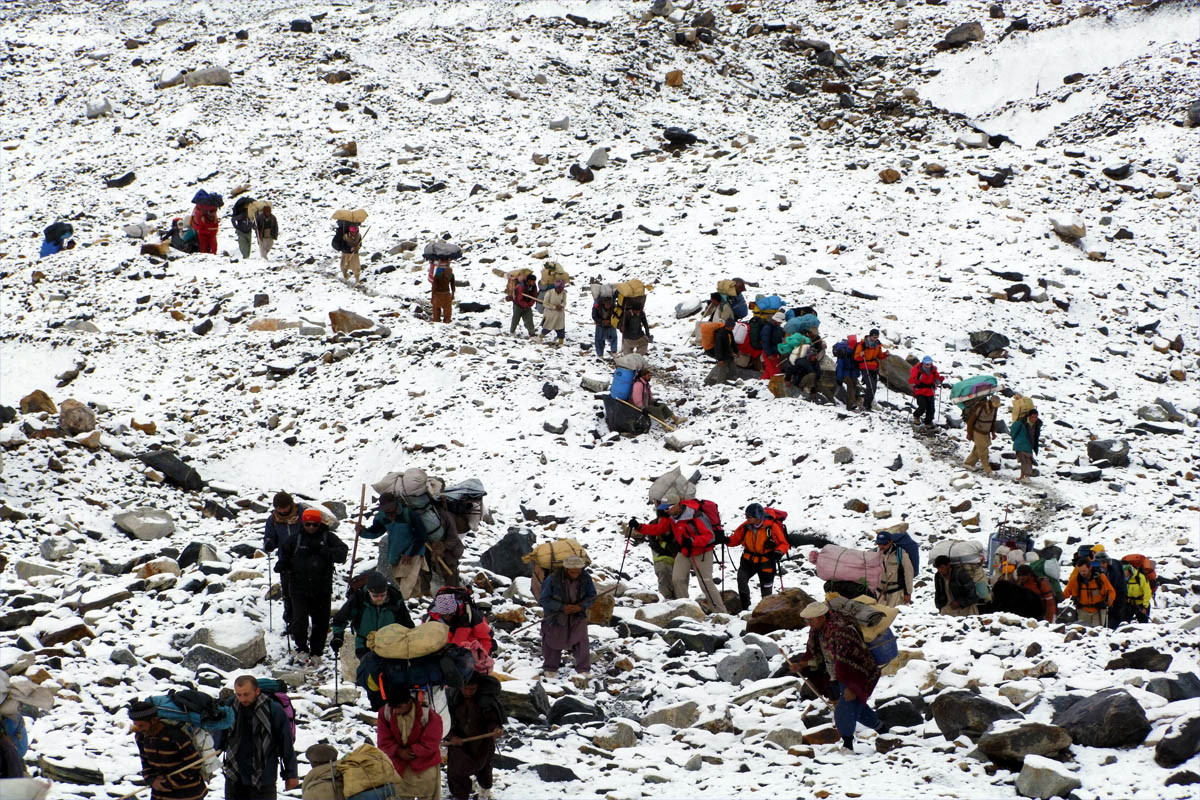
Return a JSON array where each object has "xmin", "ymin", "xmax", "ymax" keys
[
  {"xmin": 191, "ymin": 202, "xmax": 219, "ymax": 254},
  {"xmin": 853, "ymin": 329, "xmax": 888, "ymax": 411},
  {"xmin": 430, "ymin": 590, "xmax": 494, "ymax": 673},
  {"xmin": 377, "ymin": 686, "xmax": 442, "ymax": 799},
  {"xmin": 510, "ymin": 273, "xmax": 537, "ymax": 337},
  {"xmin": 728, "ymin": 504, "xmax": 790, "ymax": 610},
  {"xmin": 630, "ymin": 500, "xmax": 727, "ymax": 613},
  {"xmin": 908, "ymin": 356, "xmax": 943, "ymax": 427}
]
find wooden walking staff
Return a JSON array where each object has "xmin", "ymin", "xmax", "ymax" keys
[
  {"xmin": 448, "ymin": 729, "xmax": 504, "ymax": 745},
  {"xmin": 115, "ymin": 759, "xmax": 205, "ymax": 800},
  {"xmin": 611, "ymin": 396, "xmax": 677, "ymax": 431},
  {"xmin": 348, "ymin": 484, "xmax": 365, "ymax": 585}
]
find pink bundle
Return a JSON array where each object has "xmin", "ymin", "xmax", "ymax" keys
[{"xmin": 808, "ymin": 545, "xmax": 884, "ymax": 589}]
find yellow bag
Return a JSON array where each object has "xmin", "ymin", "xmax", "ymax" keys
[
  {"xmin": 1011, "ymin": 394, "xmax": 1036, "ymax": 422},
  {"xmin": 615, "ymin": 279, "xmax": 648, "ymax": 298},
  {"xmin": 522, "ymin": 539, "xmax": 590, "ymax": 570},
  {"xmin": 366, "ymin": 621, "xmax": 449, "ymax": 660},
  {"xmin": 825, "ymin": 592, "xmax": 899, "ymax": 642},
  {"xmin": 301, "ymin": 763, "xmax": 344, "ymax": 800},
  {"xmin": 717, "ymin": 279, "xmax": 737, "ymax": 296},
  {"xmin": 540, "ymin": 262, "xmax": 571, "ymax": 286},
  {"xmin": 336, "ymin": 744, "xmax": 398, "ymax": 798}
]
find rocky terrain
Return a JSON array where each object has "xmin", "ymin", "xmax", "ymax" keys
[{"xmin": 1, "ymin": 0, "xmax": 1198, "ymax": 798}]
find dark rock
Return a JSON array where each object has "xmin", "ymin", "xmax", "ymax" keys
[
  {"xmin": 989, "ymin": 3, "xmax": 1005, "ymax": 18},
  {"xmin": 541, "ymin": 383, "xmax": 559, "ymax": 400},
  {"xmin": 1147, "ymin": 673, "xmax": 1200, "ymax": 703},
  {"xmin": 1187, "ymin": 101, "xmax": 1200, "ymax": 128},
  {"xmin": 1086, "ymin": 438, "xmax": 1129, "ymax": 467},
  {"xmin": 796, "ymin": 39, "xmax": 831, "ymax": 52},
  {"xmin": 944, "ymin": 21, "xmax": 984, "ymax": 46},
  {"xmin": 1167, "ymin": 770, "xmax": 1200, "ymax": 786},
  {"xmin": 477, "ymin": 528, "xmax": 535, "ymax": 579},
  {"xmin": 931, "ymin": 690, "xmax": 1022, "ymax": 740},
  {"xmin": 1052, "ymin": 688, "xmax": 1150, "ymax": 748},
  {"xmin": 663, "ymin": 127, "xmax": 698, "ymax": 146},
  {"xmin": 1105, "ymin": 646, "xmax": 1172, "ymax": 672},
  {"xmin": 978, "ymin": 722, "xmax": 1071, "ymax": 765},
  {"xmin": 534, "ymin": 764, "xmax": 579, "ymax": 782},
  {"xmin": 542, "ymin": 420, "xmax": 568, "ymax": 435},
  {"xmin": 660, "ymin": 625, "xmax": 730, "ymax": 654},
  {"xmin": 746, "ymin": 588, "xmax": 817, "ymax": 634},
  {"xmin": 139, "ymin": 450, "xmax": 204, "ymax": 490},
  {"xmin": 1063, "ymin": 72, "xmax": 1085, "ymax": 85},
  {"xmin": 1005, "ymin": 283, "xmax": 1031, "ymax": 302},
  {"xmin": 182, "ymin": 643, "xmax": 242, "ymax": 672},
  {"xmin": 192, "ymin": 319, "xmax": 214, "ymax": 335},
  {"xmin": 37, "ymin": 757, "xmax": 104, "ymax": 785},
  {"xmin": 877, "ymin": 697, "xmax": 924, "ymax": 730},
  {"xmin": 569, "ymin": 164, "xmax": 594, "ymax": 183},
  {"xmin": 1135, "ymin": 421, "xmax": 1182, "ymax": 436},
  {"xmin": 1103, "ymin": 163, "xmax": 1132, "ymax": 180},
  {"xmin": 290, "ymin": 19, "xmax": 313, "ymax": 33},
  {"xmin": 969, "ymin": 330, "xmax": 1010, "ymax": 356},
  {"xmin": 784, "ymin": 80, "xmax": 806, "ymax": 94},
  {"xmin": 178, "ymin": 541, "xmax": 219, "ymax": 569},
  {"xmin": 1156, "ymin": 714, "xmax": 1200, "ymax": 768},
  {"xmin": 501, "ymin": 681, "xmax": 550, "ymax": 724},
  {"xmin": 235, "ymin": 30, "xmax": 249, "ymax": 40},
  {"xmin": 815, "ymin": 50, "xmax": 837, "ymax": 66},
  {"xmin": 548, "ymin": 695, "xmax": 602, "ymax": 726},
  {"xmin": 615, "ymin": 619, "xmax": 662, "ymax": 639},
  {"xmin": 105, "ymin": 171, "xmax": 137, "ymax": 189},
  {"xmin": 878, "ymin": 354, "xmax": 914, "ymax": 396}
]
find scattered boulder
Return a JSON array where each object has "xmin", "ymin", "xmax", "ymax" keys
[
  {"xmin": 78, "ymin": 585, "xmax": 133, "ymax": 614},
  {"xmin": 135, "ymin": 556, "xmax": 182, "ymax": 579},
  {"xmin": 477, "ymin": 528, "xmax": 535, "ymax": 579},
  {"xmin": 14, "ymin": 560, "xmax": 67, "ymax": 581},
  {"xmin": 1015, "ymin": 754, "xmax": 1081, "ymax": 799},
  {"xmin": 36, "ymin": 757, "xmax": 104, "ymax": 786},
  {"xmin": 1049, "ymin": 213, "xmax": 1085, "ymax": 241},
  {"xmin": 1156, "ymin": 713, "xmax": 1200, "ymax": 768},
  {"xmin": 642, "ymin": 700, "xmax": 699, "ymax": 729},
  {"xmin": 716, "ymin": 647, "xmax": 769, "ymax": 685},
  {"xmin": 58, "ymin": 399, "xmax": 96, "ymax": 434},
  {"xmin": 41, "ymin": 620, "xmax": 96, "ymax": 647},
  {"xmin": 944, "ymin": 21, "xmax": 984, "ymax": 46},
  {"xmin": 178, "ymin": 541, "xmax": 220, "ymax": 569},
  {"xmin": 877, "ymin": 697, "xmax": 924, "ymax": 730},
  {"xmin": 290, "ymin": 19, "xmax": 313, "ymax": 33},
  {"xmin": 931, "ymin": 690, "xmax": 1022, "ymax": 740},
  {"xmin": 746, "ymin": 588, "xmax": 816, "ymax": 634},
  {"xmin": 329, "ymin": 309, "xmax": 374, "ymax": 333},
  {"xmin": 533, "ymin": 764, "xmax": 578, "ymax": 782},
  {"xmin": 20, "ymin": 390, "xmax": 56, "ymax": 415},
  {"xmin": 1086, "ymin": 438, "xmax": 1129, "ymax": 467},
  {"xmin": 183, "ymin": 66, "xmax": 232, "ymax": 88},
  {"xmin": 113, "ymin": 507, "xmax": 176, "ymax": 540},
  {"xmin": 586, "ymin": 147, "xmax": 608, "ymax": 169},
  {"xmin": 39, "ymin": 536, "xmax": 77, "ymax": 562},
  {"xmin": 139, "ymin": 450, "xmax": 203, "ymax": 490},
  {"xmin": 85, "ymin": 98, "xmax": 112, "ymax": 119},
  {"xmin": 832, "ymin": 447, "xmax": 853, "ymax": 464},
  {"xmin": 969, "ymin": 330, "xmax": 1010, "ymax": 356},
  {"xmin": 675, "ymin": 300, "xmax": 703, "ymax": 318},
  {"xmin": 1052, "ymin": 688, "xmax": 1150, "ymax": 748},
  {"xmin": 181, "ymin": 643, "xmax": 243, "ymax": 672},
  {"xmin": 426, "ymin": 89, "xmax": 453, "ymax": 105},
  {"xmin": 878, "ymin": 355, "xmax": 915, "ymax": 395},
  {"xmin": 499, "ymin": 680, "xmax": 550, "ymax": 724},
  {"xmin": 547, "ymin": 695, "xmax": 602, "ymax": 726},
  {"xmin": 1147, "ymin": 673, "xmax": 1200, "ymax": 703},
  {"xmin": 568, "ymin": 164, "xmax": 594, "ymax": 183},
  {"xmin": 593, "ymin": 720, "xmax": 638, "ymax": 750},
  {"xmin": 1105, "ymin": 646, "xmax": 1172, "ymax": 672},
  {"xmin": 548, "ymin": 116, "xmax": 569, "ymax": 131},
  {"xmin": 635, "ymin": 599, "xmax": 705, "ymax": 627},
  {"xmin": 978, "ymin": 722, "xmax": 1072, "ymax": 765}
]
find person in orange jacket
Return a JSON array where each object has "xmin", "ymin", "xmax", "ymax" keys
[
  {"xmin": 908, "ymin": 356, "xmax": 943, "ymax": 426},
  {"xmin": 853, "ymin": 329, "xmax": 888, "ymax": 411},
  {"xmin": 1063, "ymin": 559, "xmax": 1116, "ymax": 627},
  {"xmin": 728, "ymin": 504, "xmax": 790, "ymax": 610}
]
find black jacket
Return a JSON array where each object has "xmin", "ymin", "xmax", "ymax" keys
[
  {"xmin": 712, "ymin": 327, "xmax": 735, "ymax": 363},
  {"xmin": 274, "ymin": 525, "xmax": 348, "ymax": 592},
  {"xmin": 935, "ymin": 566, "xmax": 978, "ymax": 610}
]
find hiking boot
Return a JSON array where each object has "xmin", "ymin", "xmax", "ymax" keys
[
  {"xmin": 842, "ymin": 737, "xmax": 855, "ymax": 751},
  {"xmin": 542, "ymin": 670, "xmax": 558, "ymax": 680}
]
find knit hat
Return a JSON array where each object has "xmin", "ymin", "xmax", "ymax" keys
[
  {"xmin": 744, "ymin": 503, "xmax": 765, "ymax": 520},
  {"xmin": 365, "ymin": 572, "xmax": 389, "ymax": 593},
  {"xmin": 301, "ymin": 508, "xmax": 323, "ymax": 523},
  {"xmin": 433, "ymin": 593, "xmax": 459, "ymax": 616},
  {"xmin": 771, "ymin": 312, "xmax": 786, "ymax": 324},
  {"xmin": 563, "ymin": 555, "xmax": 586, "ymax": 569},
  {"xmin": 875, "ymin": 532, "xmax": 891, "ymax": 546},
  {"xmin": 128, "ymin": 699, "xmax": 157, "ymax": 720},
  {"xmin": 800, "ymin": 602, "xmax": 829, "ymax": 619},
  {"xmin": 922, "ymin": 355, "xmax": 933, "ymax": 364},
  {"xmin": 869, "ymin": 328, "xmax": 880, "ymax": 337}
]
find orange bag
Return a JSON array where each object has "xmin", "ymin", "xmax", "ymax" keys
[{"xmin": 700, "ymin": 322, "xmax": 723, "ymax": 351}]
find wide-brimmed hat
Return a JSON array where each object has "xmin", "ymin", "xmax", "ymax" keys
[{"xmin": 800, "ymin": 602, "xmax": 829, "ymax": 619}]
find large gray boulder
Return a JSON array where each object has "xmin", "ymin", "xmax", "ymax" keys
[
  {"xmin": 878, "ymin": 355, "xmax": 915, "ymax": 395},
  {"xmin": 978, "ymin": 722, "xmax": 1072, "ymax": 765},
  {"xmin": 1052, "ymin": 688, "xmax": 1150, "ymax": 747},
  {"xmin": 187, "ymin": 621, "xmax": 265, "ymax": 667},
  {"xmin": 717, "ymin": 647, "xmax": 769, "ymax": 685},
  {"xmin": 642, "ymin": 700, "xmax": 699, "ymax": 729},
  {"xmin": 1156, "ymin": 713, "xmax": 1200, "ymax": 767},
  {"xmin": 931, "ymin": 690, "xmax": 1022, "ymax": 739},
  {"xmin": 1086, "ymin": 438, "xmax": 1130, "ymax": 467},
  {"xmin": 1015, "ymin": 755, "xmax": 1081, "ymax": 799},
  {"xmin": 182, "ymin": 644, "xmax": 243, "ymax": 672},
  {"xmin": 499, "ymin": 680, "xmax": 549, "ymax": 724},
  {"xmin": 113, "ymin": 507, "xmax": 175, "ymax": 540}
]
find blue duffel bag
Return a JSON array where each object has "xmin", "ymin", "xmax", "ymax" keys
[{"xmin": 868, "ymin": 629, "xmax": 898, "ymax": 666}]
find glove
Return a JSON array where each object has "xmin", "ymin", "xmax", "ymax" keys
[
  {"xmin": 680, "ymin": 536, "xmax": 694, "ymax": 552},
  {"xmin": 330, "ymin": 637, "xmax": 343, "ymax": 655},
  {"xmin": 627, "ymin": 519, "xmax": 641, "ymax": 532},
  {"xmin": 763, "ymin": 537, "xmax": 777, "ymax": 552},
  {"xmin": 355, "ymin": 647, "xmax": 368, "ymax": 659},
  {"xmin": 714, "ymin": 530, "xmax": 728, "ymax": 546}
]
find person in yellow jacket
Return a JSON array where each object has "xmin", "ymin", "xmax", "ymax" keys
[
  {"xmin": 1121, "ymin": 563, "xmax": 1152, "ymax": 624},
  {"xmin": 727, "ymin": 504, "xmax": 789, "ymax": 611},
  {"xmin": 1063, "ymin": 559, "xmax": 1116, "ymax": 627}
]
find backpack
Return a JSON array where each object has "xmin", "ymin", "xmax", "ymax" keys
[
  {"xmin": 1028, "ymin": 560, "xmax": 1065, "ymax": 601},
  {"xmin": 1011, "ymin": 394, "xmax": 1036, "ymax": 422},
  {"xmin": 693, "ymin": 499, "xmax": 722, "ymax": 535},
  {"xmin": 367, "ymin": 621, "xmax": 450, "ymax": 660},
  {"xmin": 755, "ymin": 294, "xmax": 783, "ymax": 312},
  {"xmin": 256, "ymin": 678, "xmax": 297, "ymax": 739},
  {"xmin": 1121, "ymin": 555, "xmax": 1158, "ymax": 593},
  {"xmin": 2, "ymin": 714, "xmax": 28, "ymax": 759},
  {"xmin": 150, "ymin": 690, "xmax": 233, "ymax": 782},
  {"xmin": 763, "ymin": 507, "xmax": 788, "ymax": 536},
  {"xmin": 336, "ymin": 743, "xmax": 400, "ymax": 799},
  {"xmin": 612, "ymin": 292, "xmax": 646, "ymax": 331},
  {"xmin": 748, "ymin": 317, "xmax": 766, "ymax": 351},
  {"xmin": 832, "ymin": 339, "xmax": 853, "ymax": 360},
  {"xmin": 233, "ymin": 215, "xmax": 253, "ymax": 234}
]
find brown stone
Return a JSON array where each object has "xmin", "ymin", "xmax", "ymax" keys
[
  {"xmin": 879, "ymin": 168, "xmax": 901, "ymax": 184},
  {"xmin": 665, "ymin": 69, "xmax": 684, "ymax": 87},
  {"xmin": 58, "ymin": 399, "xmax": 96, "ymax": 435},
  {"xmin": 131, "ymin": 419, "xmax": 157, "ymax": 435},
  {"xmin": 588, "ymin": 590, "xmax": 615, "ymax": 625},
  {"xmin": 41, "ymin": 623, "xmax": 96, "ymax": 647},
  {"xmin": 76, "ymin": 431, "xmax": 102, "ymax": 450},
  {"xmin": 328, "ymin": 309, "xmax": 373, "ymax": 333},
  {"xmin": 803, "ymin": 726, "xmax": 841, "ymax": 745},
  {"xmin": 20, "ymin": 390, "xmax": 56, "ymax": 415},
  {"xmin": 248, "ymin": 318, "xmax": 282, "ymax": 331},
  {"xmin": 746, "ymin": 587, "xmax": 816, "ymax": 634},
  {"xmin": 822, "ymin": 81, "xmax": 852, "ymax": 94},
  {"xmin": 493, "ymin": 608, "xmax": 527, "ymax": 625}
]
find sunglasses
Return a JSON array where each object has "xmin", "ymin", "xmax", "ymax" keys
[{"xmin": 302, "ymin": 522, "xmax": 321, "ymax": 528}]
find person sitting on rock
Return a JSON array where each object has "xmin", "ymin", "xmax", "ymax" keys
[
  {"xmin": 538, "ymin": 555, "xmax": 596, "ymax": 679},
  {"xmin": 275, "ymin": 509, "xmax": 348, "ymax": 664},
  {"xmin": 630, "ymin": 369, "xmax": 682, "ymax": 424},
  {"xmin": 128, "ymin": 700, "xmax": 206, "ymax": 800},
  {"xmin": 167, "ymin": 217, "xmax": 199, "ymax": 254},
  {"xmin": 446, "ymin": 673, "xmax": 505, "ymax": 800},
  {"xmin": 933, "ymin": 555, "xmax": 979, "ymax": 617},
  {"xmin": 728, "ymin": 504, "xmax": 789, "ymax": 611},
  {"xmin": 787, "ymin": 602, "xmax": 885, "ymax": 751}
]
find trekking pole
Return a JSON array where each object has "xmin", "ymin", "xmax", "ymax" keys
[
  {"xmin": 115, "ymin": 759, "xmax": 206, "ymax": 800},
  {"xmin": 348, "ymin": 484, "xmax": 366, "ymax": 585},
  {"xmin": 267, "ymin": 549, "xmax": 274, "ymax": 633},
  {"xmin": 334, "ymin": 655, "xmax": 341, "ymax": 707},
  {"xmin": 597, "ymin": 529, "xmax": 632, "ymax": 597},
  {"xmin": 688, "ymin": 552, "xmax": 723, "ymax": 611}
]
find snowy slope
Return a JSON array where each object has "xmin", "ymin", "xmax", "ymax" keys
[{"xmin": 1, "ymin": 1, "xmax": 1198, "ymax": 798}]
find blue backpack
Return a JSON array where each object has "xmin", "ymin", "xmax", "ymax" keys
[
  {"xmin": 150, "ymin": 690, "xmax": 234, "ymax": 732},
  {"xmin": 3, "ymin": 714, "xmax": 28, "ymax": 758}
]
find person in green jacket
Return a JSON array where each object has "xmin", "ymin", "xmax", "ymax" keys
[
  {"xmin": 330, "ymin": 572, "xmax": 414, "ymax": 677},
  {"xmin": 1010, "ymin": 409, "xmax": 1041, "ymax": 483}
]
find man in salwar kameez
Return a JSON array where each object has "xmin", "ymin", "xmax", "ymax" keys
[{"xmin": 538, "ymin": 555, "xmax": 596, "ymax": 677}]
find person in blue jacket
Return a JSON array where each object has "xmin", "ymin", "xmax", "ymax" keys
[
  {"xmin": 729, "ymin": 278, "xmax": 749, "ymax": 320},
  {"xmin": 40, "ymin": 221, "xmax": 75, "ymax": 258},
  {"xmin": 355, "ymin": 492, "xmax": 425, "ymax": 599},
  {"xmin": 834, "ymin": 334, "xmax": 862, "ymax": 410}
]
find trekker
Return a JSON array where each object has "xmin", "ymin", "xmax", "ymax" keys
[
  {"xmin": 430, "ymin": 590, "xmax": 495, "ymax": 671},
  {"xmin": 538, "ymin": 555, "xmax": 596, "ymax": 677},
  {"xmin": 191, "ymin": 198, "xmax": 219, "ymax": 255},
  {"xmin": 591, "ymin": 293, "xmax": 617, "ymax": 358},
  {"xmin": 168, "ymin": 218, "xmax": 199, "ymax": 254},
  {"xmin": 630, "ymin": 369, "xmax": 681, "ymax": 424},
  {"xmin": 702, "ymin": 292, "xmax": 734, "ymax": 324},
  {"xmin": 128, "ymin": 700, "xmax": 206, "ymax": 800},
  {"xmin": 334, "ymin": 218, "xmax": 364, "ymax": 283},
  {"xmin": 275, "ymin": 509, "xmax": 348, "ymax": 663},
  {"xmin": 216, "ymin": 676, "xmax": 298, "ymax": 800},
  {"xmin": 964, "ymin": 396, "xmax": 1001, "ymax": 474},
  {"xmin": 446, "ymin": 673, "xmax": 504, "ymax": 800},
  {"xmin": 1063, "ymin": 558, "xmax": 1115, "ymax": 628},
  {"xmin": 834, "ymin": 335, "xmax": 861, "ymax": 410},
  {"xmin": 876, "ymin": 533, "xmax": 913, "ymax": 608},
  {"xmin": 853, "ymin": 329, "xmax": 887, "ymax": 411},
  {"xmin": 760, "ymin": 312, "xmax": 785, "ymax": 378},
  {"xmin": 728, "ymin": 504, "xmax": 789, "ymax": 611},
  {"xmin": 356, "ymin": 492, "xmax": 424, "ymax": 600},
  {"xmin": 263, "ymin": 492, "xmax": 306, "ymax": 626},
  {"xmin": 330, "ymin": 571, "xmax": 414, "ymax": 670},
  {"xmin": 1010, "ymin": 409, "xmax": 1041, "ymax": 483},
  {"xmin": 618, "ymin": 296, "xmax": 651, "ymax": 355},
  {"xmin": 510, "ymin": 273, "xmax": 537, "ymax": 337},
  {"xmin": 630, "ymin": 501, "xmax": 727, "ymax": 613},
  {"xmin": 428, "ymin": 257, "xmax": 456, "ymax": 323},
  {"xmin": 711, "ymin": 319, "xmax": 736, "ymax": 367},
  {"xmin": 1121, "ymin": 563, "xmax": 1152, "ymax": 624},
  {"xmin": 788, "ymin": 603, "xmax": 884, "ymax": 751},
  {"xmin": 377, "ymin": 687, "xmax": 441, "ymax": 800},
  {"xmin": 231, "ymin": 197, "xmax": 255, "ymax": 259},
  {"xmin": 1014, "ymin": 564, "xmax": 1056, "ymax": 623},
  {"xmin": 1095, "ymin": 551, "xmax": 1127, "ymax": 630},
  {"xmin": 933, "ymin": 555, "xmax": 979, "ymax": 616},
  {"xmin": 908, "ymin": 356, "xmax": 942, "ymax": 426},
  {"xmin": 253, "ymin": 203, "xmax": 278, "ymax": 261},
  {"xmin": 729, "ymin": 278, "xmax": 749, "ymax": 320},
  {"xmin": 540, "ymin": 279, "xmax": 567, "ymax": 345},
  {"xmin": 630, "ymin": 514, "xmax": 679, "ymax": 599},
  {"xmin": 39, "ymin": 221, "xmax": 76, "ymax": 259}
]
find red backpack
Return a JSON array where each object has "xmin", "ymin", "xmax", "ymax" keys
[
  {"xmin": 674, "ymin": 500, "xmax": 719, "ymax": 555},
  {"xmin": 1121, "ymin": 554, "xmax": 1158, "ymax": 593}
]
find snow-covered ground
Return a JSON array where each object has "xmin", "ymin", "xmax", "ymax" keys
[{"xmin": 2, "ymin": 1, "xmax": 1198, "ymax": 798}]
